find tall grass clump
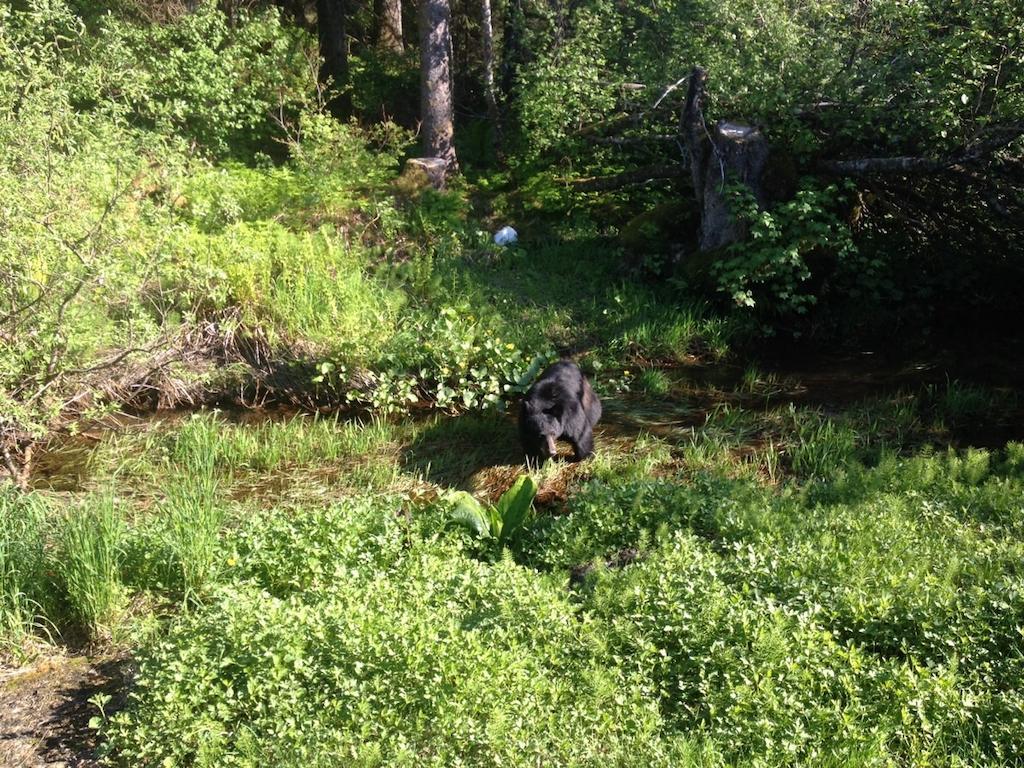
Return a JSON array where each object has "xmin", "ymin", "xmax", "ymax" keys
[
  {"xmin": 922, "ymin": 377, "xmax": 1007, "ymax": 428},
  {"xmin": 152, "ymin": 415, "xmax": 225, "ymax": 596},
  {"xmin": 0, "ymin": 489, "xmax": 52, "ymax": 655},
  {"xmin": 167, "ymin": 223, "xmax": 402, "ymax": 358},
  {"xmin": 609, "ymin": 298, "xmax": 733, "ymax": 362},
  {"xmin": 55, "ymin": 495, "xmax": 127, "ymax": 638},
  {"xmin": 158, "ymin": 472, "xmax": 223, "ymax": 598},
  {"xmin": 787, "ymin": 407, "xmax": 859, "ymax": 479},
  {"xmin": 637, "ymin": 367, "xmax": 671, "ymax": 396}
]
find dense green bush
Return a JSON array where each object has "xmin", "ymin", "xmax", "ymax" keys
[
  {"xmin": 508, "ymin": 0, "xmax": 1023, "ymax": 164},
  {"xmin": 94, "ymin": 1, "xmax": 314, "ymax": 156},
  {"xmin": 103, "ymin": 498, "xmax": 694, "ymax": 767}
]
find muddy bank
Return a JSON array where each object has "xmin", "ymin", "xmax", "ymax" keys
[{"xmin": 0, "ymin": 655, "xmax": 129, "ymax": 768}]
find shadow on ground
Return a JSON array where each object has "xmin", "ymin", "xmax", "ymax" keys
[
  {"xmin": 400, "ymin": 411, "xmax": 526, "ymax": 500},
  {"xmin": 0, "ymin": 655, "xmax": 131, "ymax": 768}
]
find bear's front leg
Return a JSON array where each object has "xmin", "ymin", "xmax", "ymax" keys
[{"xmin": 571, "ymin": 426, "xmax": 594, "ymax": 461}]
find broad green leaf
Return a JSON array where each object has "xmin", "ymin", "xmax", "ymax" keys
[
  {"xmin": 495, "ymin": 475, "xmax": 538, "ymax": 541},
  {"xmin": 447, "ymin": 491, "xmax": 491, "ymax": 538}
]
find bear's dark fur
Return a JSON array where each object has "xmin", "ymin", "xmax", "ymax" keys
[{"xmin": 519, "ymin": 360, "xmax": 602, "ymax": 462}]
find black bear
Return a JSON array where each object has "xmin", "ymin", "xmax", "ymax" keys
[{"xmin": 519, "ymin": 360, "xmax": 602, "ymax": 462}]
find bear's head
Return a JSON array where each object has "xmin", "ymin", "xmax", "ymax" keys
[{"xmin": 521, "ymin": 399, "xmax": 562, "ymax": 459}]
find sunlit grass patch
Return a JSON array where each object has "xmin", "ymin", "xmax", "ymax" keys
[
  {"xmin": 166, "ymin": 222, "xmax": 402, "ymax": 357},
  {"xmin": 0, "ymin": 490, "xmax": 53, "ymax": 659},
  {"xmin": 87, "ymin": 411, "xmax": 411, "ymax": 501},
  {"xmin": 637, "ymin": 367, "xmax": 671, "ymax": 396},
  {"xmin": 55, "ymin": 495, "xmax": 127, "ymax": 639},
  {"xmin": 786, "ymin": 408, "xmax": 860, "ymax": 480}
]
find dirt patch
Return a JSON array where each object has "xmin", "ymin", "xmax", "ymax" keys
[{"xmin": 0, "ymin": 654, "xmax": 130, "ymax": 767}]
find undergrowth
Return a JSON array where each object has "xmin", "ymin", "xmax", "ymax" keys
[{"xmin": 3, "ymin": 406, "xmax": 1023, "ymax": 765}]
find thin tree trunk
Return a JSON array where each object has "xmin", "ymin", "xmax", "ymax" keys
[
  {"xmin": 480, "ymin": 0, "xmax": 501, "ymax": 149},
  {"xmin": 317, "ymin": 0, "xmax": 351, "ymax": 117},
  {"xmin": 419, "ymin": 0, "xmax": 459, "ymax": 174},
  {"xmin": 377, "ymin": 0, "xmax": 404, "ymax": 53}
]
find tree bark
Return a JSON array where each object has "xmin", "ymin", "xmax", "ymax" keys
[
  {"xmin": 317, "ymin": 0, "xmax": 351, "ymax": 117},
  {"xmin": 419, "ymin": 0, "xmax": 459, "ymax": 174},
  {"xmin": 480, "ymin": 0, "xmax": 501, "ymax": 149},
  {"xmin": 682, "ymin": 67, "xmax": 711, "ymax": 213},
  {"xmin": 377, "ymin": 0, "xmax": 404, "ymax": 53}
]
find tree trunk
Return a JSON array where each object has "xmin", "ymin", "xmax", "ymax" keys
[
  {"xmin": 419, "ymin": 0, "xmax": 459, "ymax": 174},
  {"xmin": 317, "ymin": 0, "xmax": 351, "ymax": 117},
  {"xmin": 377, "ymin": 0, "xmax": 404, "ymax": 53},
  {"xmin": 697, "ymin": 122, "xmax": 770, "ymax": 250},
  {"xmin": 682, "ymin": 66, "xmax": 772, "ymax": 251},
  {"xmin": 480, "ymin": 0, "xmax": 501, "ymax": 149}
]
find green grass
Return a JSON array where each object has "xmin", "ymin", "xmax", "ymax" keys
[
  {"xmin": 55, "ymin": 495, "xmax": 127, "ymax": 638},
  {"xmin": 0, "ymin": 490, "xmax": 52, "ymax": 657},
  {"xmin": 637, "ymin": 367, "xmax": 671, "ymax": 396}
]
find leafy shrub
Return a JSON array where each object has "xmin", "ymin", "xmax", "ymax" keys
[
  {"xmin": 96, "ymin": 1, "xmax": 314, "ymax": 156},
  {"xmin": 519, "ymin": 476, "xmax": 733, "ymax": 569},
  {"xmin": 587, "ymin": 531, "xmax": 982, "ymax": 765},
  {"xmin": 104, "ymin": 499, "xmax": 693, "ymax": 767},
  {"xmin": 713, "ymin": 182, "xmax": 859, "ymax": 317}
]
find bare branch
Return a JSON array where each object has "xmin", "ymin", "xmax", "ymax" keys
[
  {"xmin": 592, "ymin": 134, "xmax": 679, "ymax": 146},
  {"xmin": 821, "ymin": 123, "xmax": 1024, "ymax": 177},
  {"xmin": 571, "ymin": 164, "xmax": 688, "ymax": 192},
  {"xmin": 652, "ymin": 75, "xmax": 690, "ymax": 111}
]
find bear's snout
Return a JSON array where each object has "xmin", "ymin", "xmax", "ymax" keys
[{"xmin": 544, "ymin": 434, "xmax": 558, "ymax": 458}]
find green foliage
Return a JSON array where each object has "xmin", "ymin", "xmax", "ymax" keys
[
  {"xmin": 347, "ymin": 48, "xmax": 420, "ymax": 126},
  {"xmin": 511, "ymin": 0, "xmax": 622, "ymax": 159},
  {"xmin": 714, "ymin": 181, "xmax": 858, "ymax": 316},
  {"xmin": 4, "ymin": 397, "xmax": 1024, "ymax": 765},
  {"xmin": 85, "ymin": 430, "xmax": 1024, "ymax": 766},
  {"xmin": 787, "ymin": 408, "xmax": 860, "ymax": 480},
  {"xmin": 0, "ymin": 490, "xmax": 52, "ymax": 655},
  {"xmin": 94, "ymin": 1, "xmax": 314, "ymax": 156},
  {"xmin": 289, "ymin": 113, "xmax": 414, "ymax": 200},
  {"xmin": 3, "ymin": 2, "xmax": 1024, "ymax": 763},
  {"xmin": 103, "ymin": 498, "xmax": 687, "ymax": 767},
  {"xmin": 0, "ymin": 0, "xmax": 406, "ymax": 445},
  {"xmin": 922, "ymin": 378, "xmax": 1008, "ymax": 429},
  {"xmin": 167, "ymin": 221, "xmax": 402, "ymax": 356},
  {"xmin": 504, "ymin": 0, "xmax": 1024, "ymax": 335},
  {"xmin": 637, "ymin": 367, "xmax": 671, "ymax": 396},
  {"xmin": 447, "ymin": 475, "xmax": 538, "ymax": 544},
  {"xmin": 510, "ymin": 0, "xmax": 1023, "ymax": 164},
  {"xmin": 55, "ymin": 495, "xmax": 126, "ymax": 637}
]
